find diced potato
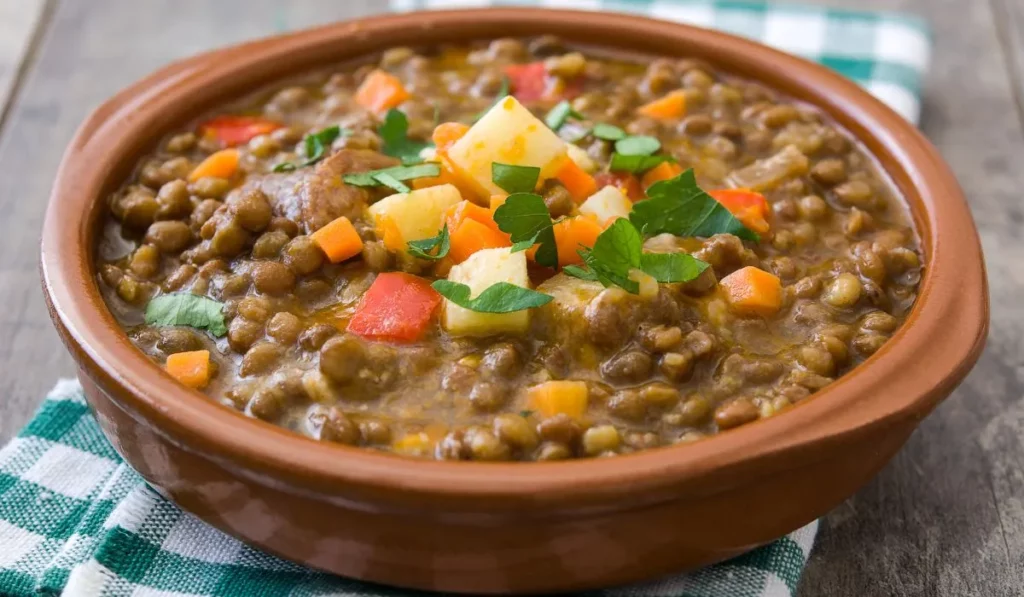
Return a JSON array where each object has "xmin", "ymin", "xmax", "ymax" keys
[
  {"xmin": 727, "ymin": 144, "xmax": 809, "ymax": 192},
  {"xmin": 443, "ymin": 247, "xmax": 531, "ymax": 336},
  {"xmin": 528, "ymin": 380, "xmax": 589, "ymax": 419},
  {"xmin": 567, "ymin": 143, "xmax": 597, "ymax": 173},
  {"xmin": 392, "ymin": 432, "xmax": 433, "ymax": 457},
  {"xmin": 367, "ymin": 184, "xmax": 461, "ymax": 250},
  {"xmin": 446, "ymin": 96, "xmax": 568, "ymax": 198},
  {"xmin": 579, "ymin": 185, "xmax": 632, "ymax": 224},
  {"xmin": 534, "ymin": 273, "xmax": 605, "ymax": 342}
]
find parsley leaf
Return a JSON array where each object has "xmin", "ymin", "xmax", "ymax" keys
[
  {"xmin": 630, "ymin": 169, "xmax": 758, "ymax": 241},
  {"xmin": 271, "ymin": 125, "xmax": 346, "ymax": 171},
  {"xmin": 407, "ymin": 225, "xmax": 450, "ymax": 261},
  {"xmin": 615, "ymin": 135, "xmax": 660, "ymax": 156},
  {"xmin": 303, "ymin": 125, "xmax": 343, "ymax": 165},
  {"xmin": 473, "ymin": 77, "xmax": 510, "ymax": 122},
  {"xmin": 379, "ymin": 109, "xmax": 432, "ymax": 165},
  {"xmin": 145, "ymin": 293, "xmax": 227, "ymax": 337},
  {"xmin": 563, "ymin": 264, "xmax": 599, "ymax": 281},
  {"xmin": 373, "ymin": 171, "xmax": 410, "ymax": 193},
  {"xmin": 492, "ymin": 163, "xmax": 540, "ymax": 194},
  {"xmin": 609, "ymin": 153, "xmax": 675, "ymax": 174},
  {"xmin": 580, "ymin": 219, "xmax": 643, "ymax": 293},
  {"xmin": 342, "ymin": 163, "xmax": 440, "ymax": 188},
  {"xmin": 519, "ymin": 409, "xmax": 535, "ymax": 418},
  {"xmin": 431, "ymin": 280, "xmax": 552, "ymax": 313},
  {"xmin": 492, "ymin": 193, "xmax": 558, "ymax": 268},
  {"xmin": 567, "ymin": 219, "xmax": 711, "ymax": 293},
  {"xmin": 545, "ymin": 100, "xmax": 583, "ymax": 130},
  {"xmin": 592, "ymin": 123, "xmax": 626, "ymax": 141},
  {"xmin": 639, "ymin": 252, "xmax": 709, "ymax": 283}
]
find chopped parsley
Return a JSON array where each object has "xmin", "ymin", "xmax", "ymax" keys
[
  {"xmin": 342, "ymin": 163, "xmax": 440, "ymax": 189},
  {"xmin": 144, "ymin": 294, "xmax": 227, "ymax": 337},
  {"xmin": 379, "ymin": 109, "xmax": 432, "ymax": 165},
  {"xmin": 492, "ymin": 193, "xmax": 559, "ymax": 268},
  {"xmin": 544, "ymin": 100, "xmax": 583, "ymax": 130},
  {"xmin": 491, "ymin": 163, "xmax": 541, "ymax": 194},
  {"xmin": 406, "ymin": 225, "xmax": 450, "ymax": 261},
  {"xmin": 431, "ymin": 280, "xmax": 552, "ymax": 313},
  {"xmin": 630, "ymin": 169, "xmax": 758, "ymax": 241}
]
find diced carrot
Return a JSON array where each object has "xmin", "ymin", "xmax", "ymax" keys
[
  {"xmin": 165, "ymin": 350, "xmax": 211, "ymax": 389},
  {"xmin": 595, "ymin": 172, "xmax": 644, "ymax": 201},
  {"xmin": 719, "ymin": 266, "xmax": 783, "ymax": 317},
  {"xmin": 188, "ymin": 148, "xmax": 239, "ymax": 182},
  {"xmin": 638, "ymin": 90, "xmax": 687, "ymax": 120},
  {"xmin": 709, "ymin": 189, "xmax": 771, "ymax": 234},
  {"xmin": 432, "ymin": 122, "xmax": 470, "ymax": 153},
  {"xmin": 354, "ymin": 69, "xmax": 410, "ymax": 113},
  {"xmin": 555, "ymin": 159, "xmax": 598, "ymax": 203},
  {"xmin": 640, "ymin": 161, "xmax": 685, "ymax": 189},
  {"xmin": 199, "ymin": 115, "xmax": 282, "ymax": 147},
  {"xmin": 527, "ymin": 380, "xmax": 589, "ymax": 419},
  {"xmin": 448, "ymin": 218, "xmax": 511, "ymax": 264},
  {"xmin": 552, "ymin": 216, "xmax": 602, "ymax": 266},
  {"xmin": 311, "ymin": 216, "xmax": 364, "ymax": 263},
  {"xmin": 445, "ymin": 200, "xmax": 505, "ymax": 235}
]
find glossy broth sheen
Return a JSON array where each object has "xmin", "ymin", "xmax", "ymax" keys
[{"xmin": 96, "ymin": 37, "xmax": 921, "ymax": 461}]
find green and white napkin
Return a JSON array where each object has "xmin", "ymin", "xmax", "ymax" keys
[
  {"xmin": 390, "ymin": 0, "xmax": 931, "ymax": 124},
  {"xmin": 0, "ymin": 381, "xmax": 816, "ymax": 596}
]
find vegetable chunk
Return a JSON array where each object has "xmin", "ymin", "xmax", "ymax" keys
[
  {"xmin": 446, "ymin": 96, "xmax": 569, "ymax": 198},
  {"xmin": 719, "ymin": 266, "xmax": 783, "ymax": 317},
  {"xmin": 347, "ymin": 272, "xmax": 441, "ymax": 342},
  {"xmin": 165, "ymin": 350, "xmax": 211, "ymax": 389},
  {"xmin": 368, "ymin": 184, "xmax": 462, "ymax": 252},
  {"xmin": 528, "ymin": 381, "xmax": 589, "ymax": 419},
  {"xmin": 579, "ymin": 186, "xmax": 632, "ymax": 225},
  {"xmin": 442, "ymin": 247, "xmax": 531, "ymax": 336},
  {"xmin": 311, "ymin": 216, "xmax": 363, "ymax": 263}
]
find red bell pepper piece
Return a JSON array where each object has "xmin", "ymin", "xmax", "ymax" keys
[
  {"xmin": 347, "ymin": 273, "xmax": 441, "ymax": 342},
  {"xmin": 595, "ymin": 172, "xmax": 645, "ymax": 202},
  {"xmin": 708, "ymin": 189, "xmax": 771, "ymax": 234},
  {"xmin": 199, "ymin": 115, "xmax": 283, "ymax": 147},
  {"xmin": 504, "ymin": 62, "xmax": 584, "ymax": 103}
]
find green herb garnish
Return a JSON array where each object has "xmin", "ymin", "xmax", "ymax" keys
[
  {"xmin": 473, "ymin": 77, "xmax": 510, "ymax": 122},
  {"xmin": 303, "ymin": 125, "xmax": 343, "ymax": 165},
  {"xmin": 492, "ymin": 163, "xmax": 541, "ymax": 194},
  {"xmin": 145, "ymin": 293, "xmax": 227, "ymax": 337},
  {"xmin": 609, "ymin": 153, "xmax": 675, "ymax": 174},
  {"xmin": 431, "ymin": 281, "xmax": 552, "ymax": 313},
  {"xmin": 639, "ymin": 252, "xmax": 710, "ymax": 283},
  {"xmin": 492, "ymin": 193, "xmax": 558, "ymax": 268},
  {"xmin": 407, "ymin": 225, "xmax": 450, "ymax": 261},
  {"xmin": 272, "ymin": 162, "xmax": 297, "ymax": 173},
  {"xmin": 564, "ymin": 219, "xmax": 710, "ymax": 294},
  {"xmin": 592, "ymin": 123, "xmax": 626, "ymax": 141},
  {"xmin": 614, "ymin": 135, "xmax": 660, "ymax": 156},
  {"xmin": 372, "ymin": 171, "xmax": 410, "ymax": 193},
  {"xmin": 519, "ymin": 409, "xmax": 535, "ymax": 418},
  {"xmin": 379, "ymin": 109, "xmax": 432, "ymax": 165},
  {"xmin": 342, "ymin": 163, "xmax": 441, "ymax": 188},
  {"xmin": 545, "ymin": 100, "xmax": 583, "ymax": 131},
  {"xmin": 630, "ymin": 169, "xmax": 758, "ymax": 241}
]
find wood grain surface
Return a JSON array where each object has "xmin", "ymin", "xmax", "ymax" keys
[{"xmin": 0, "ymin": 1, "xmax": 1021, "ymax": 595}]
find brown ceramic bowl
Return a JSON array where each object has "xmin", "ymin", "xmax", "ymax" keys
[{"xmin": 40, "ymin": 8, "xmax": 987, "ymax": 594}]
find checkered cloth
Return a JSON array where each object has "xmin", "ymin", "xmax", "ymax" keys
[
  {"xmin": 2, "ymin": 3, "xmax": 930, "ymax": 595},
  {"xmin": 1, "ymin": 382, "xmax": 819, "ymax": 597},
  {"xmin": 391, "ymin": 0, "xmax": 931, "ymax": 123}
]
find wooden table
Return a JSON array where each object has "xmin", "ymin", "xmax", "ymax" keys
[{"xmin": 1, "ymin": 1, "xmax": 1021, "ymax": 595}]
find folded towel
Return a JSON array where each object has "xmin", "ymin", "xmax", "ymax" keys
[
  {"xmin": 0, "ymin": 4, "xmax": 931, "ymax": 595},
  {"xmin": 0, "ymin": 381, "xmax": 818, "ymax": 597}
]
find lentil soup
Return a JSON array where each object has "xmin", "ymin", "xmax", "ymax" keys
[{"xmin": 96, "ymin": 37, "xmax": 922, "ymax": 462}]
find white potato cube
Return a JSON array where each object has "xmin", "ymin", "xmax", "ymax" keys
[
  {"xmin": 446, "ymin": 96, "xmax": 568, "ymax": 198},
  {"xmin": 443, "ymin": 247, "xmax": 531, "ymax": 336},
  {"xmin": 579, "ymin": 185, "xmax": 632, "ymax": 224},
  {"xmin": 367, "ymin": 184, "xmax": 461, "ymax": 248},
  {"xmin": 566, "ymin": 143, "xmax": 597, "ymax": 173}
]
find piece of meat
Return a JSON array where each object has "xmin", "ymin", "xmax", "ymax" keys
[{"xmin": 234, "ymin": 149, "xmax": 400, "ymax": 233}]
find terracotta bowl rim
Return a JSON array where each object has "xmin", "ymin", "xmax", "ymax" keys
[{"xmin": 40, "ymin": 8, "xmax": 988, "ymax": 509}]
